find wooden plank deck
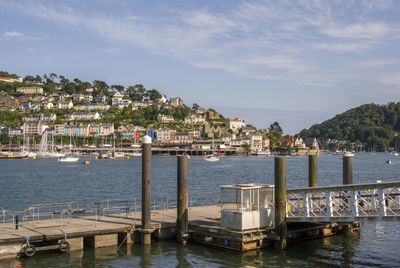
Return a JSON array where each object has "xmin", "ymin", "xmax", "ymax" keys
[{"xmin": 0, "ymin": 205, "xmax": 220, "ymax": 244}]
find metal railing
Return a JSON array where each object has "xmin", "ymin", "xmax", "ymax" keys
[
  {"xmin": 0, "ymin": 194, "xmax": 220, "ymax": 233},
  {"xmin": 287, "ymin": 181, "xmax": 400, "ymax": 222}
]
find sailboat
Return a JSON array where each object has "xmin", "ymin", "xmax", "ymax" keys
[
  {"xmin": 203, "ymin": 138, "xmax": 220, "ymax": 162},
  {"xmin": 38, "ymin": 130, "xmax": 65, "ymax": 157},
  {"xmin": 20, "ymin": 135, "xmax": 37, "ymax": 158},
  {"xmin": 58, "ymin": 134, "xmax": 79, "ymax": 162}
]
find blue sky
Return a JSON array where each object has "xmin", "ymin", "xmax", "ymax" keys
[{"xmin": 1, "ymin": 0, "xmax": 400, "ymax": 134}]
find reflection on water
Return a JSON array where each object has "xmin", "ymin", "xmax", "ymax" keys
[{"xmin": 0, "ymin": 154, "xmax": 399, "ymax": 267}]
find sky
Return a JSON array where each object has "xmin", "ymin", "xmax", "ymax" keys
[{"xmin": 1, "ymin": 0, "xmax": 400, "ymax": 134}]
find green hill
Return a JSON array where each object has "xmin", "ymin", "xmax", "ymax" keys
[{"xmin": 298, "ymin": 102, "xmax": 400, "ymax": 151}]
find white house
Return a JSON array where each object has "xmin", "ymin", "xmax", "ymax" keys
[
  {"xmin": 157, "ymin": 114, "xmax": 175, "ymax": 123},
  {"xmin": 56, "ymin": 101, "xmax": 74, "ymax": 109},
  {"xmin": 170, "ymin": 97, "xmax": 183, "ymax": 107},
  {"xmin": 42, "ymin": 102, "xmax": 54, "ymax": 109},
  {"xmin": 226, "ymin": 118, "xmax": 245, "ymax": 131},
  {"xmin": 184, "ymin": 115, "xmax": 206, "ymax": 125},
  {"xmin": 67, "ymin": 112, "xmax": 100, "ymax": 121}
]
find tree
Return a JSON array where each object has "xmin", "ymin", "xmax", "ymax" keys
[
  {"xmin": 111, "ymin": 85, "xmax": 124, "ymax": 92},
  {"xmin": 270, "ymin": 121, "xmax": 283, "ymax": 134},
  {"xmin": 93, "ymin": 80, "xmax": 109, "ymax": 94},
  {"xmin": 59, "ymin": 75, "xmax": 70, "ymax": 86},
  {"xmin": 146, "ymin": 89, "xmax": 162, "ymax": 101},
  {"xmin": 192, "ymin": 103, "xmax": 200, "ymax": 111},
  {"xmin": 49, "ymin": 73, "xmax": 58, "ymax": 81},
  {"xmin": 242, "ymin": 143, "xmax": 251, "ymax": 155},
  {"xmin": 24, "ymin": 75, "xmax": 35, "ymax": 82}
]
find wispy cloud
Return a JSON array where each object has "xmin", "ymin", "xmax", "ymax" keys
[
  {"xmin": 1, "ymin": 0, "xmax": 399, "ymax": 88},
  {"xmin": 104, "ymin": 48, "xmax": 121, "ymax": 54},
  {"xmin": 382, "ymin": 73, "xmax": 400, "ymax": 88},
  {"xmin": 3, "ymin": 31, "xmax": 24, "ymax": 37}
]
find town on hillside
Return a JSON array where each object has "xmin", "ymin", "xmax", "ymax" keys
[{"xmin": 0, "ymin": 71, "xmax": 319, "ymax": 155}]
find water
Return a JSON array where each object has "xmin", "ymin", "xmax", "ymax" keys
[{"xmin": 0, "ymin": 153, "xmax": 399, "ymax": 267}]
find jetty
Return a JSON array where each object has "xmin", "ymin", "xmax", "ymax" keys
[{"xmin": 1, "ymin": 138, "xmax": 400, "ymax": 260}]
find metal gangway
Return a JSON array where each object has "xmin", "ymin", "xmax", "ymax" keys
[{"xmin": 287, "ymin": 181, "xmax": 400, "ymax": 222}]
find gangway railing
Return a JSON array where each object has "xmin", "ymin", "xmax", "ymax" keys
[{"xmin": 287, "ymin": 181, "xmax": 400, "ymax": 222}]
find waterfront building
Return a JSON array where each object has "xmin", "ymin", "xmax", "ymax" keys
[
  {"xmin": 156, "ymin": 128, "xmax": 176, "ymax": 143},
  {"xmin": 100, "ymin": 123, "xmax": 114, "ymax": 136},
  {"xmin": 249, "ymin": 134, "xmax": 263, "ymax": 151},
  {"xmin": 54, "ymin": 124, "xmax": 65, "ymax": 136},
  {"xmin": 175, "ymin": 131, "xmax": 195, "ymax": 143},
  {"xmin": 22, "ymin": 122, "xmax": 48, "ymax": 136},
  {"xmin": 16, "ymin": 86, "xmax": 43, "ymax": 95},
  {"xmin": 89, "ymin": 124, "xmax": 100, "ymax": 137},
  {"xmin": 262, "ymin": 137, "xmax": 270, "ymax": 149},
  {"xmin": 304, "ymin": 137, "xmax": 319, "ymax": 150}
]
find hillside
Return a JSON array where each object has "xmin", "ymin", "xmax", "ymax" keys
[{"xmin": 298, "ymin": 102, "xmax": 400, "ymax": 151}]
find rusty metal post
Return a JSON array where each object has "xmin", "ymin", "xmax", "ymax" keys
[
  {"xmin": 274, "ymin": 157, "xmax": 287, "ymax": 250},
  {"xmin": 177, "ymin": 156, "xmax": 189, "ymax": 245},
  {"xmin": 343, "ymin": 154, "xmax": 354, "ymax": 185},
  {"xmin": 141, "ymin": 135, "xmax": 153, "ymax": 245},
  {"xmin": 308, "ymin": 155, "xmax": 318, "ymax": 187}
]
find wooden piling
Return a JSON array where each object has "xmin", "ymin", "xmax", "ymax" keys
[
  {"xmin": 308, "ymin": 155, "xmax": 318, "ymax": 187},
  {"xmin": 343, "ymin": 155, "xmax": 353, "ymax": 185},
  {"xmin": 141, "ymin": 135, "xmax": 153, "ymax": 245},
  {"xmin": 274, "ymin": 157, "xmax": 287, "ymax": 250},
  {"xmin": 177, "ymin": 156, "xmax": 189, "ymax": 245}
]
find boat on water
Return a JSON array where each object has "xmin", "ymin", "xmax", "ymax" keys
[
  {"xmin": 127, "ymin": 151, "xmax": 142, "ymax": 157},
  {"xmin": 0, "ymin": 153, "xmax": 29, "ymax": 159},
  {"xmin": 203, "ymin": 154, "xmax": 220, "ymax": 162},
  {"xmin": 57, "ymin": 154, "xmax": 79, "ymax": 162},
  {"xmin": 386, "ymin": 160, "xmax": 394, "ymax": 164},
  {"xmin": 110, "ymin": 151, "xmax": 126, "ymax": 159},
  {"xmin": 253, "ymin": 150, "xmax": 271, "ymax": 156}
]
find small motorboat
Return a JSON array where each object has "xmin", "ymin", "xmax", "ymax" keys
[
  {"xmin": 203, "ymin": 154, "xmax": 220, "ymax": 162},
  {"xmin": 58, "ymin": 154, "xmax": 79, "ymax": 162},
  {"xmin": 386, "ymin": 160, "xmax": 393, "ymax": 164}
]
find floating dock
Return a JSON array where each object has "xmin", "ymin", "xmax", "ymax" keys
[{"xmin": 0, "ymin": 205, "xmax": 361, "ymax": 259}]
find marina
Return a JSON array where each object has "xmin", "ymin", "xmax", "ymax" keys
[{"xmin": 0, "ymin": 146, "xmax": 400, "ymax": 266}]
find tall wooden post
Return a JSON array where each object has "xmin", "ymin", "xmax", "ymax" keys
[
  {"xmin": 343, "ymin": 154, "xmax": 354, "ymax": 185},
  {"xmin": 308, "ymin": 155, "xmax": 318, "ymax": 187},
  {"xmin": 177, "ymin": 156, "xmax": 189, "ymax": 245},
  {"xmin": 141, "ymin": 135, "xmax": 153, "ymax": 245},
  {"xmin": 274, "ymin": 157, "xmax": 287, "ymax": 250}
]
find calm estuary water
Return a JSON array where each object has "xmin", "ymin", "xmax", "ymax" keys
[{"xmin": 0, "ymin": 153, "xmax": 399, "ymax": 267}]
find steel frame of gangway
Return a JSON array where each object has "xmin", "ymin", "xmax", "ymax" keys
[{"xmin": 286, "ymin": 181, "xmax": 400, "ymax": 223}]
